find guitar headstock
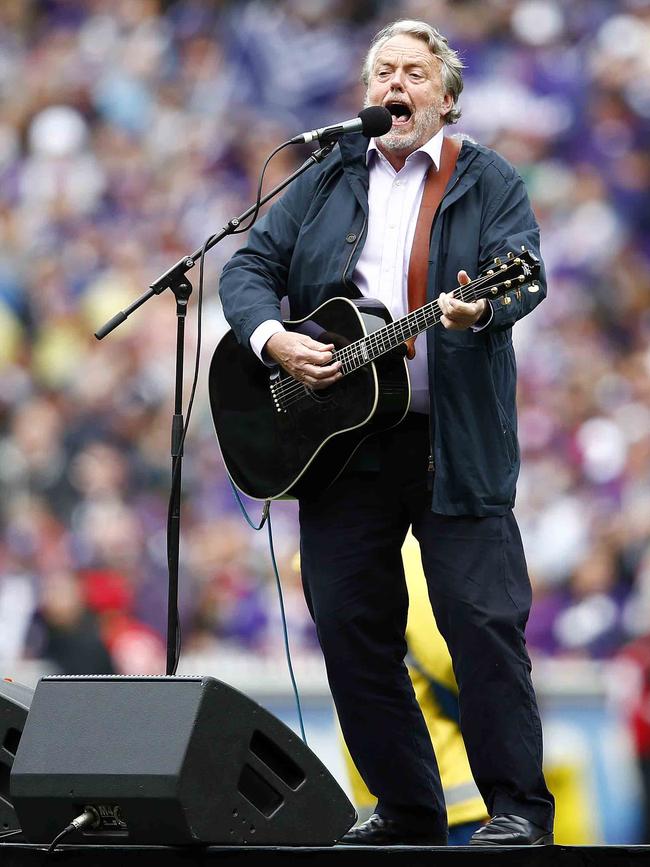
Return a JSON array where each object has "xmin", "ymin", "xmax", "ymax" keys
[{"xmin": 466, "ymin": 248, "xmax": 540, "ymax": 306}]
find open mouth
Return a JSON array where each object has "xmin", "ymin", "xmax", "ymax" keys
[{"xmin": 386, "ymin": 102, "xmax": 413, "ymax": 127}]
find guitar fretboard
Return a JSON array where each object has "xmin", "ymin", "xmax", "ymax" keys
[
  {"xmin": 333, "ymin": 299, "xmax": 443, "ymax": 373},
  {"xmin": 268, "ymin": 253, "xmax": 537, "ymax": 415},
  {"xmin": 332, "ymin": 263, "xmax": 530, "ymax": 374}
]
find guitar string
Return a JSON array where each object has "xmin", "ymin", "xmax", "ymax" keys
[
  {"xmin": 272, "ymin": 260, "xmax": 530, "ymax": 407},
  {"xmin": 288, "ymin": 260, "xmax": 520, "ymax": 397},
  {"xmin": 276, "ymin": 299, "xmax": 446, "ymax": 409},
  {"xmin": 272, "ymin": 296, "xmax": 448, "ymax": 407},
  {"xmin": 273, "ymin": 265, "xmax": 525, "ymax": 408},
  {"xmin": 271, "ymin": 279, "xmax": 479, "ymax": 405},
  {"xmin": 331, "ymin": 257, "xmax": 529, "ymax": 375},
  {"xmin": 272, "ymin": 267, "xmax": 520, "ymax": 407}
]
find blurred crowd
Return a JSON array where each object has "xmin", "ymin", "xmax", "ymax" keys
[{"xmin": 0, "ymin": 0, "xmax": 649, "ymax": 678}]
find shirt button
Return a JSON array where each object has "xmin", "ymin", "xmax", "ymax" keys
[
  {"xmin": 394, "ymin": 180, "xmax": 402, "ymax": 186},
  {"xmin": 345, "ymin": 233, "xmax": 357, "ymax": 243}
]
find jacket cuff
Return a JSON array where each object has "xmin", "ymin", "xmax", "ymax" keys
[
  {"xmin": 250, "ymin": 320, "xmax": 286, "ymax": 366},
  {"xmin": 471, "ymin": 300, "xmax": 494, "ymax": 332},
  {"xmin": 239, "ymin": 305, "xmax": 284, "ymax": 351}
]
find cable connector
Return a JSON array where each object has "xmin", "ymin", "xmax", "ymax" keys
[
  {"xmin": 229, "ymin": 478, "xmax": 271, "ymax": 530},
  {"xmin": 71, "ymin": 808, "xmax": 99, "ymax": 831},
  {"xmin": 48, "ymin": 808, "xmax": 100, "ymax": 854}
]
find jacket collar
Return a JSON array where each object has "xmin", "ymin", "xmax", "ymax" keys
[
  {"xmin": 337, "ymin": 134, "xmax": 370, "ymax": 213},
  {"xmin": 366, "ymin": 126, "xmax": 444, "ymax": 170},
  {"xmin": 338, "ymin": 132, "xmax": 494, "ymax": 213}
]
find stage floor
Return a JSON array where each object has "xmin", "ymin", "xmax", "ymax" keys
[{"xmin": 2, "ymin": 844, "xmax": 650, "ymax": 866}]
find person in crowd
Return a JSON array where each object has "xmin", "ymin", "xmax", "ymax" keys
[
  {"xmin": 219, "ymin": 18, "xmax": 554, "ymax": 846},
  {"xmin": 26, "ymin": 570, "xmax": 115, "ymax": 676}
]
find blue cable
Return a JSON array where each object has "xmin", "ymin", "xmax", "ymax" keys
[
  {"xmin": 229, "ymin": 480, "xmax": 308, "ymax": 744},
  {"xmin": 230, "ymin": 478, "xmax": 269, "ymax": 531},
  {"xmin": 266, "ymin": 509, "xmax": 308, "ymax": 744}
]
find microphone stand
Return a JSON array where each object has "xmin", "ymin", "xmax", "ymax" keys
[{"xmin": 95, "ymin": 140, "xmax": 336, "ymax": 676}]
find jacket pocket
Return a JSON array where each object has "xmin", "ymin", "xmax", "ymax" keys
[
  {"xmin": 434, "ymin": 343, "xmax": 517, "ymax": 507},
  {"xmin": 488, "ymin": 342, "xmax": 519, "ymax": 467}
]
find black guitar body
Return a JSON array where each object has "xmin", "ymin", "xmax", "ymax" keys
[
  {"xmin": 210, "ymin": 251, "xmax": 538, "ymax": 501},
  {"xmin": 209, "ymin": 297, "xmax": 410, "ymax": 500}
]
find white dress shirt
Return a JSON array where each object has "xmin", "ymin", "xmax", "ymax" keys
[
  {"xmin": 249, "ymin": 129, "xmax": 490, "ymax": 414},
  {"xmin": 352, "ymin": 128, "xmax": 445, "ymax": 414}
]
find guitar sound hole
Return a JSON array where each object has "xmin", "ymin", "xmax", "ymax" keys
[{"xmin": 305, "ymin": 384, "xmax": 335, "ymax": 404}]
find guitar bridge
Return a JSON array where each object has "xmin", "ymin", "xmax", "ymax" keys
[{"xmin": 269, "ymin": 373, "xmax": 288, "ymax": 413}]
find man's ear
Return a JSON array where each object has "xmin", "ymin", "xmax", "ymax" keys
[{"xmin": 440, "ymin": 93, "xmax": 453, "ymax": 117}]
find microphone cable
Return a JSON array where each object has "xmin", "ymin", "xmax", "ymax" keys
[
  {"xmin": 166, "ymin": 139, "xmax": 289, "ymax": 674},
  {"xmin": 217, "ymin": 139, "xmax": 313, "ymax": 744},
  {"xmin": 229, "ymin": 483, "xmax": 308, "ymax": 745},
  {"xmin": 207, "ymin": 139, "xmax": 294, "ymax": 243},
  {"xmin": 166, "ymin": 133, "xmax": 310, "ymax": 731}
]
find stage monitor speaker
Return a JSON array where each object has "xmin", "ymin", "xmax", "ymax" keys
[
  {"xmin": 0, "ymin": 678, "xmax": 33, "ymax": 840},
  {"xmin": 10, "ymin": 675, "xmax": 356, "ymax": 846}
]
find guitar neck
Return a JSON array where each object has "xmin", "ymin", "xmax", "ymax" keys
[
  {"xmin": 333, "ymin": 300, "xmax": 440, "ymax": 374},
  {"xmin": 331, "ymin": 252, "xmax": 538, "ymax": 374},
  {"xmin": 333, "ymin": 282, "xmax": 480, "ymax": 375}
]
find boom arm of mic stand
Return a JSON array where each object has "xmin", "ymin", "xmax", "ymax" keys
[{"xmin": 92, "ymin": 140, "xmax": 335, "ymax": 676}]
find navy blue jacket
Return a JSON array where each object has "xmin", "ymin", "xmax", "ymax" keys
[{"xmin": 219, "ymin": 134, "xmax": 546, "ymax": 516}]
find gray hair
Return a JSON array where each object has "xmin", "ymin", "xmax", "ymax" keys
[{"xmin": 361, "ymin": 20, "xmax": 464, "ymax": 125}]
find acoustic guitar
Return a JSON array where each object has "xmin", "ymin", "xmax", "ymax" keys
[{"xmin": 209, "ymin": 250, "xmax": 540, "ymax": 500}]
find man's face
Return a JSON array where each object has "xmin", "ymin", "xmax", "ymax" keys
[{"xmin": 366, "ymin": 34, "xmax": 452, "ymax": 156}]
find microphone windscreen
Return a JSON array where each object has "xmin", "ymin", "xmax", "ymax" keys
[{"xmin": 358, "ymin": 106, "xmax": 393, "ymax": 138}]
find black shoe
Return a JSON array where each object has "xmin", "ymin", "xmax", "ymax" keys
[
  {"xmin": 339, "ymin": 813, "xmax": 446, "ymax": 846},
  {"xmin": 469, "ymin": 814, "xmax": 554, "ymax": 846}
]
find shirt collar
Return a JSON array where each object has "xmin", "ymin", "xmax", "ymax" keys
[{"xmin": 366, "ymin": 126, "xmax": 445, "ymax": 171}]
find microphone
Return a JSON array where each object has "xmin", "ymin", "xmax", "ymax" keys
[{"xmin": 290, "ymin": 106, "xmax": 392, "ymax": 145}]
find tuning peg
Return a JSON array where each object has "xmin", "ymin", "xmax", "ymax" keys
[
  {"xmin": 507, "ymin": 251, "xmax": 514, "ymax": 259},
  {"xmin": 521, "ymin": 245, "xmax": 526, "ymax": 251},
  {"xmin": 528, "ymin": 282, "xmax": 540, "ymax": 293},
  {"xmin": 501, "ymin": 295, "xmax": 512, "ymax": 305},
  {"xmin": 494, "ymin": 257, "xmax": 501, "ymax": 266},
  {"xmin": 505, "ymin": 280, "xmax": 512, "ymax": 288}
]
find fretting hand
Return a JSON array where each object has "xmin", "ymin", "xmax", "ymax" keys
[{"xmin": 438, "ymin": 270, "xmax": 488, "ymax": 330}]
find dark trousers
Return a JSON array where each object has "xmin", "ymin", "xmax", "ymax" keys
[{"xmin": 299, "ymin": 417, "xmax": 554, "ymax": 836}]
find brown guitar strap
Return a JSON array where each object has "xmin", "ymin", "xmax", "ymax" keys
[{"xmin": 406, "ymin": 135, "xmax": 462, "ymax": 358}]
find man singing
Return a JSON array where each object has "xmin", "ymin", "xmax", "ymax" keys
[{"xmin": 219, "ymin": 19, "xmax": 555, "ymax": 846}]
